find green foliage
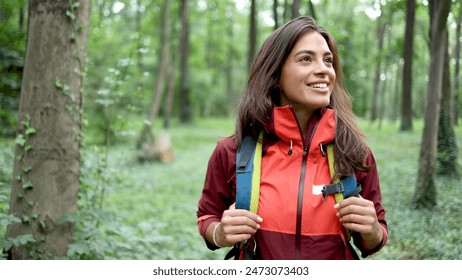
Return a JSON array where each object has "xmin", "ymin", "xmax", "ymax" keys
[
  {"xmin": 0, "ymin": 0, "xmax": 27, "ymax": 137},
  {"xmin": 1, "ymin": 118, "xmax": 462, "ymax": 259},
  {"xmin": 364, "ymin": 120, "xmax": 462, "ymax": 259}
]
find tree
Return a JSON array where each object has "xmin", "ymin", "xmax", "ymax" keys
[
  {"xmin": 179, "ymin": 0, "xmax": 192, "ymax": 123},
  {"xmin": 454, "ymin": 10, "xmax": 461, "ymax": 125},
  {"xmin": 248, "ymin": 0, "xmax": 257, "ymax": 70},
  {"xmin": 307, "ymin": 0, "xmax": 317, "ymax": 21},
  {"xmin": 413, "ymin": 0, "xmax": 451, "ymax": 209},
  {"xmin": 400, "ymin": 0, "xmax": 416, "ymax": 131},
  {"xmin": 6, "ymin": 0, "xmax": 90, "ymax": 259},
  {"xmin": 437, "ymin": 29, "xmax": 459, "ymax": 177},
  {"xmin": 273, "ymin": 0, "xmax": 279, "ymax": 30},
  {"xmin": 137, "ymin": 0, "xmax": 174, "ymax": 163},
  {"xmin": 370, "ymin": 12, "xmax": 388, "ymax": 123},
  {"xmin": 291, "ymin": 0, "xmax": 301, "ymax": 19}
]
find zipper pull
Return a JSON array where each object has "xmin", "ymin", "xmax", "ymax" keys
[
  {"xmin": 303, "ymin": 146, "xmax": 308, "ymax": 156},
  {"xmin": 320, "ymin": 143, "xmax": 326, "ymax": 157},
  {"xmin": 288, "ymin": 139, "xmax": 293, "ymax": 155}
]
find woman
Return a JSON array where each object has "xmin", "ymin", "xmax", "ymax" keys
[{"xmin": 197, "ymin": 16, "xmax": 387, "ymax": 259}]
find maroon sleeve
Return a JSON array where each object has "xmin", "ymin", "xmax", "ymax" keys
[
  {"xmin": 197, "ymin": 137, "xmax": 237, "ymax": 250},
  {"xmin": 353, "ymin": 150, "xmax": 388, "ymax": 258}
]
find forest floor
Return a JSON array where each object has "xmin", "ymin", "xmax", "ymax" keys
[{"xmin": 1, "ymin": 118, "xmax": 462, "ymax": 259}]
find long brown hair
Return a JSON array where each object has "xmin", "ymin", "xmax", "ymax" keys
[{"xmin": 235, "ymin": 16, "xmax": 370, "ymax": 178}]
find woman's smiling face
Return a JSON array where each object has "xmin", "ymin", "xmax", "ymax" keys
[{"xmin": 278, "ymin": 31, "xmax": 336, "ymax": 115}]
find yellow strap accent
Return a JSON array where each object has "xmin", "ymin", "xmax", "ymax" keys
[
  {"xmin": 327, "ymin": 143, "xmax": 351, "ymax": 240},
  {"xmin": 249, "ymin": 131, "xmax": 263, "ymax": 213},
  {"xmin": 327, "ymin": 144, "xmax": 344, "ymax": 203}
]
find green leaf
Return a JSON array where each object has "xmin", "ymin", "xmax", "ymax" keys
[
  {"xmin": 15, "ymin": 134, "xmax": 25, "ymax": 147},
  {"xmin": 10, "ymin": 234, "xmax": 35, "ymax": 246},
  {"xmin": 24, "ymin": 145, "xmax": 33, "ymax": 152},
  {"xmin": 22, "ymin": 180, "xmax": 33, "ymax": 190},
  {"xmin": 38, "ymin": 220, "xmax": 46, "ymax": 231},
  {"xmin": 0, "ymin": 239, "xmax": 13, "ymax": 251},
  {"xmin": 66, "ymin": 10, "xmax": 76, "ymax": 21},
  {"xmin": 25, "ymin": 127, "xmax": 36, "ymax": 136},
  {"xmin": 0, "ymin": 213, "xmax": 21, "ymax": 228},
  {"xmin": 72, "ymin": 2, "xmax": 80, "ymax": 9},
  {"xmin": 55, "ymin": 79, "xmax": 64, "ymax": 89},
  {"xmin": 22, "ymin": 166, "xmax": 32, "ymax": 174},
  {"xmin": 21, "ymin": 216, "xmax": 30, "ymax": 224}
]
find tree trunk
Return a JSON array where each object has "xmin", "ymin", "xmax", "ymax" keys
[
  {"xmin": 137, "ymin": 0, "xmax": 174, "ymax": 163},
  {"xmin": 138, "ymin": 0, "xmax": 170, "ymax": 148},
  {"xmin": 179, "ymin": 0, "xmax": 191, "ymax": 123},
  {"xmin": 400, "ymin": 0, "xmax": 416, "ymax": 131},
  {"xmin": 308, "ymin": 0, "xmax": 317, "ymax": 21},
  {"xmin": 437, "ymin": 30, "xmax": 459, "ymax": 177},
  {"xmin": 226, "ymin": 16, "xmax": 234, "ymax": 117},
  {"xmin": 273, "ymin": 0, "xmax": 279, "ymax": 30},
  {"xmin": 19, "ymin": 0, "xmax": 26, "ymax": 31},
  {"xmin": 370, "ymin": 15, "xmax": 387, "ymax": 122},
  {"xmin": 6, "ymin": 0, "xmax": 90, "ymax": 259},
  {"xmin": 283, "ymin": 0, "xmax": 289, "ymax": 23},
  {"xmin": 164, "ymin": 16, "xmax": 180, "ymax": 129},
  {"xmin": 454, "ymin": 12, "xmax": 461, "ymax": 125},
  {"xmin": 248, "ymin": 0, "xmax": 257, "ymax": 70},
  {"xmin": 163, "ymin": 52, "xmax": 177, "ymax": 129},
  {"xmin": 291, "ymin": 0, "xmax": 301, "ymax": 19},
  {"xmin": 413, "ymin": 0, "xmax": 451, "ymax": 209}
]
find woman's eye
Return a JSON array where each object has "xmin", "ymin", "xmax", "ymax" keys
[
  {"xmin": 300, "ymin": 57, "xmax": 311, "ymax": 62},
  {"xmin": 325, "ymin": 58, "xmax": 333, "ymax": 63}
]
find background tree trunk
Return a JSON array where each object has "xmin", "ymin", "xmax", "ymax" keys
[
  {"xmin": 291, "ymin": 0, "xmax": 301, "ymax": 19},
  {"xmin": 248, "ymin": 0, "xmax": 257, "ymax": 71},
  {"xmin": 437, "ymin": 29, "xmax": 459, "ymax": 177},
  {"xmin": 137, "ymin": 0, "xmax": 170, "ymax": 148},
  {"xmin": 400, "ymin": 0, "xmax": 415, "ymax": 131},
  {"xmin": 6, "ymin": 0, "xmax": 90, "ymax": 259},
  {"xmin": 273, "ymin": 0, "xmax": 279, "ymax": 30},
  {"xmin": 179, "ymin": 0, "xmax": 191, "ymax": 123},
  {"xmin": 454, "ymin": 11, "xmax": 461, "ymax": 125},
  {"xmin": 283, "ymin": 0, "xmax": 289, "ymax": 23},
  {"xmin": 370, "ymin": 14, "xmax": 387, "ymax": 123},
  {"xmin": 413, "ymin": 0, "xmax": 451, "ymax": 209},
  {"xmin": 226, "ymin": 16, "xmax": 235, "ymax": 117},
  {"xmin": 308, "ymin": 0, "xmax": 316, "ymax": 21},
  {"xmin": 137, "ymin": 0, "xmax": 174, "ymax": 163}
]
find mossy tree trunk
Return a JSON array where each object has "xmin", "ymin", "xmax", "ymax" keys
[
  {"xmin": 6, "ymin": 0, "xmax": 90, "ymax": 259},
  {"xmin": 413, "ymin": 0, "xmax": 451, "ymax": 209},
  {"xmin": 437, "ymin": 30, "xmax": 459, "ymax": 177}
]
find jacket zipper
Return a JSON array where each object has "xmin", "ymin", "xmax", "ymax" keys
[{"xmin": 294, "ymin": 110, "xmax": 320, "ymax": 259}]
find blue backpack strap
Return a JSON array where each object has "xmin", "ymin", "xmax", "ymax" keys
[
  {"xmin": 321, "ymin": 175, "xmax": 362, "ymax": 201},
  {"xmin": 235, "ymin": 136, "xmax": 256, "ymax": 211},
  {"xmin": 235, "ymin": 131, "xmax": 263, "ymax": 213},
  {"xmin": 321, "ymin": 143, "xmax": 362, "ymax": 202}
]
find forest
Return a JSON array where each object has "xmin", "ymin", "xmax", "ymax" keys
[{"xmin": 0, "ymin": 0, "xmax": 461, "ymax": 260}]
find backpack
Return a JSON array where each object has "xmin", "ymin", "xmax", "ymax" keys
[{"xmin": 225, "ymin": 131, "xmax": 361, "ymax": 260}]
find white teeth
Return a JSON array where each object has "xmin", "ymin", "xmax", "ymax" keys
[{"xmin": 308, "ymin": 83, "xmax": 328, "ymax": 88}]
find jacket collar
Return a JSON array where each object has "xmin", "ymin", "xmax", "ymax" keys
[{"xmin": 268, "ymin": 105, "xmax": 335, "ymax": 148}]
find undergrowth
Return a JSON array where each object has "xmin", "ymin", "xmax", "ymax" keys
[{"xmin": 1, "ymin": 118, "xmax": 461, "ymax": 259}]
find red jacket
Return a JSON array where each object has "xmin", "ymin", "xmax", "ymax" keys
[{"xmin": 197, "ymin": 106, "xmax": 388, "ymax": 259}]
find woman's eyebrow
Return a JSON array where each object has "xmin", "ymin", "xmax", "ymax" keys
[{"xmin": 294, "ymin": 50, "xmax": 333, "ymax": 57}]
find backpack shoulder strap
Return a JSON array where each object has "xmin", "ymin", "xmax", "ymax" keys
[
  {"xmin": 235, "ymin": 131, "xmax": 263, "ymax": 214},
  {"xmin": 323, "ymin": 143, "xmax": 361, "ymax": 203}
]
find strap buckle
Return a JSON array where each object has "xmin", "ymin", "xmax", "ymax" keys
[{"xmin": 321, "ymin": 182, "xmax": 344, "ymax": 201}]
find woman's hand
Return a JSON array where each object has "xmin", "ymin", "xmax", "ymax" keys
[
  {"xmin": 209, "ymin": 203, "xmax": 263, "ymax": 247},
  {"xmin": 334, "ymin": 197, "xmax": 383, "ymax": 250}
]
